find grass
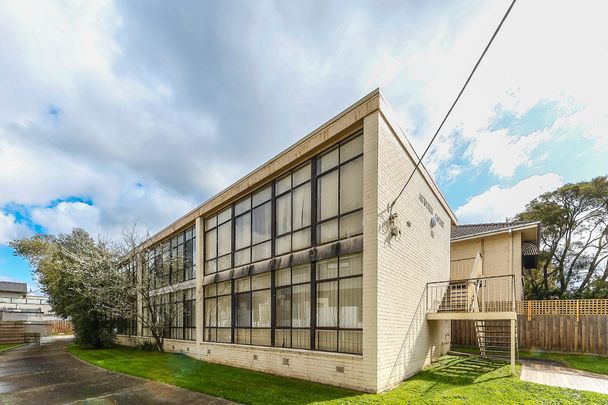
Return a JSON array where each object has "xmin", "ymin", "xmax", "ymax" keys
[
  {"xmin": 0, "ymin": 343, "xmax": 22, "ymax": 352},
  {"xmin": 519, "ymin": 350, "xmax": 608, "ymax": 375},
  {"xmin": 453, "ymin": 345, "xmax": 608, "ymax": 376},
  {"xmin": 68, "ymin": 345, "xmax": 608, "ymax": 404}
]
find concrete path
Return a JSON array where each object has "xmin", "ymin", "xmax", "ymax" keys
[
  {"xmin": 520, "ymin": 359, "xmax": 608, "ymax": 395},
  {"xmin": 0, "ymin": 336, "xmax": 231, "ymax": 404}
]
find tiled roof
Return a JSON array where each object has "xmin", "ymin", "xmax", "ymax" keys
[
  {"xmin": 0, "ymin": 281, "xmax": 27, "ymax": 294},
  {"xmin": 451, "ymin": 221, "xmax": 538, "ymax": 240}
]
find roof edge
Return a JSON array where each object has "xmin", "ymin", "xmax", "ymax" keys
[
  {"xmin": 451, "ymin": 221, "xmax": 540, "ymax": 242},
  {"xmin": 377, "ymin": 90, "xmax": 458, "ymax": 225}
]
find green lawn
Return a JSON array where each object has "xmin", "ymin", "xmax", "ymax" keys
[
  {"xmin": 0, "ymin": 343, "xmax": 22, "ymax": 352},
  {"xmin": 68, "ymin": 345, "xmax": 608, "ymax": 404},
  {"xmin": 453, "ymin": 345, "xmax": 608, "ymax": 376}
]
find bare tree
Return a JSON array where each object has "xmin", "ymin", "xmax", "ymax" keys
[{"xmin": 120, "ymin": 225, "xmax": 191, "ymax": 352}]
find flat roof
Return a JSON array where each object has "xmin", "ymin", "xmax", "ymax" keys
[{"xmin": 143, "ymin": 89, "xmax": 457, "ymax": 248}]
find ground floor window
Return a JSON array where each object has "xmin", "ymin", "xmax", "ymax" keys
[
  {"xmin": 203, "ymin": 253, "xmax": 362, "ymax": 354},
  {"xmin": 141, "ymin": 288, "xmax": 196, "ymax": 341}
]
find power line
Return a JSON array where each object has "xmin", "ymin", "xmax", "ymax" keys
[{"xmin": 389, "ymin": 0, "xmax": 517, "ymax": 213}]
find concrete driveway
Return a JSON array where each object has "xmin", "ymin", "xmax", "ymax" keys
[{"xmin": 0, "ymin": 336, "xmax": 230, "ymax": 404}]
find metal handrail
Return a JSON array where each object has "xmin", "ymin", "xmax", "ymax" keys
[{"xmin": 427, "ymin": 274, "xmax": 515, "ymax": 286}]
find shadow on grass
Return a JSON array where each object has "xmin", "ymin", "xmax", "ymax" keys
[{"xmin": 414, "ymin": 356, "xmax": 508, "ymax": 388}]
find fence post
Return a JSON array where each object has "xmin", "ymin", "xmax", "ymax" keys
[
  {"xmin": 577, "ymin": 300, "xmax": 579, "ymax": 323},
  {"xmin": 528, "ymin": 302, "xmax": 532, "ymax": 321}
]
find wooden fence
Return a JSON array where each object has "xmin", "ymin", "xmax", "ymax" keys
[
  {"xmin": 49, "ymin": 320, "xmax": 73, "ymax": 335},
  {"xmin": 452, "ymin": 299, "xmax": 608, "ymax": 355}
]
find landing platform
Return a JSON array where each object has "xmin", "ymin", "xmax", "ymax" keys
[{"xmin": 426, "ymin": 311, "xmax": 517, "ymax": 321}]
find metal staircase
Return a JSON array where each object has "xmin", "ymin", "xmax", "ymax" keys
[{"xmin": 475, "ymin": 320, "xmax": 518, "ymax": 361}]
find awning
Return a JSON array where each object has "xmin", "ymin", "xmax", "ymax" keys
[{"xmin": 522, "ymin": 242, "xmax": 540, "ymax": 256}]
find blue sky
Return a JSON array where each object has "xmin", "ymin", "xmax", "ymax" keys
[{"xmin": 0, "ymin": 0, "xmax": 607, "ymax": 292}]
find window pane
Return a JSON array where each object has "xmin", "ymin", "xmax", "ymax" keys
[
  {"xmin": 340, "ymin": 135, "xmax": 363, "ymax": 163},
  {"xmin": 339, "ymin": 330, "xmax": 362, "ymax": 354},
  {"xmin": 234, "ymin": 248, "xmax": 250, "ymax": 266},
  {"xmin": 292, "ymin": 264, "xmax": 311, "ymax": 284},
  {"xmin": 340, "ymin": 211, "xmax": 363, "ymax": 239},
  {"xmin": 236, "ymin": 293, "xmax": 251, "ymax": 327},
  {"xmin": 276, "ymin": 174, "xmax": 291, "ymax": 195},
  {"xmin": 317, "ymin": 281, "xmax": 338, "ymax": 327},
  {"xmin": 275, "ymin": 268, "xmax": 291, "ymax": 286},
  {"xmin": 252, "ymin": 185, "xmax": 272, "ymax": 206},
  {"xmin": 318, "ymin": 148, "xmax": 338, "ymax": 173},
  {"xmin": 252, "ymin": 273, "xmax": 271, "ymax": 290},
  {"xmin": 275, "ymin": 234, "xmax": 291, "ymax": 255},
  {"xmin": 340, "ymin": 157, "xmax": 363, "ymax": 213},
  {"xmin": 205, "ymin": 215, "xmax": 217, "ymax": 231},
  {"xmin": 204, "ymin": 285, "xmax": 216, "ymax": 297},
  {"xmin": 235, "ymin": 196, "xmax": 251, "ymax": 216},
  {"xmin": 236, "ymin": 277, "xmax": 250, "ymax": 292},
  {"xmin": 318, "ymin": 258, "xmax": 338, "ymax": 280},
  {"xmin": 217, "ymin": 222, "xmax": 232, "ymax": 256},
  {"xmin": 276, "ymin": 193, "xmax": 291, "ymax": 235},
  {"xmin": 275, "ymin": 329, "xmax": 291, "ymax": 348},
  {"xmin": 236, "ymin": 328, "xmax": 250, "ymax": 344},
  {"xmin": 217, "ymin": 254, "xmax": 231, "ymax": 271},
  {"xmin": 205, "ymin": 230, "xmax": 216, "ymax": 259},
  {"xmin": 292, "ymin": 284, "xmax": 310, "ymax": 327},
  {"xmin": 316, "ymin": 330, "xmax": 337, "ymax": 352},
  {"xmin": 293, "ymin": 163, "xmax": 311, "ymax": 186},
  {"xmin": 252, "ymin": 290, "xmax": 271, "ymax": 327},
  {"xmin": 339, "ymin": 277, "xmax": 362, "ymax": 328},
  {"xmin": 292, "ymin": 183, "xmax": 311, "ymax": 229},
  {"xmin": 292, "ymin": 228, "xmax": 310, "ymax": 251},
  {"xmin": 205, "ymin": 298, "xmax": 217, "ymax": 327},
  {"xmin": 340, "ymin": 253, "xmax": 363, "ymax": 277},
  {"xmin": 252, "ymin": 202, "xmax": 271, "ymax": 243},
  {"xmin": 318, "ymin": 219, "xmax": 338, "ymax": 244},
  {"xmin": 205, "ymin": 328, "xmax": 216, "ymax": 342},
  {"xmin": 292, "ymin": 329, "xmax": 310, "ymax": 349},
  {"xmin": 217, "ymin": 328, "xmax": 231, "ymax": 342},
  {"xmin": 251, "ymin": 329, "xmax": 271, "ymax": 346},
  {"xmin": 318, "ymin": 171, "xmax": 338, "ymax": 221},
  {"xmin": 205, "ymin": 260, "xmax": 217, "ymax": 275},
  {"xmin": 217, "ymin": 295, "xmax": 231, "ymax": 327},
  {"xmin": 276, "ymin": 287, "xmax": 291, "ymax": 327},
  {"xmin": 251, "ymin": 241, "xmax": 271, "ymax": 262},
  {"xmin": 218, "ymin": 207, "xmax": 231, "ymax": 224},
  {"xmin": 217, "ymin": 281, "xmax": 231, "ymax": 295},
  {"xmin": 235, "ymin": 213, "xmax": 251, "ymax": 249}
]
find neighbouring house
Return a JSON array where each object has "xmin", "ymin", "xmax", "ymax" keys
[
  {"xmin": 445, "ymin": 221, "xmax": 540, "ymax": 361},
  {"xmin": 0, "ymin": 281, "xmax": 58, "ymax": 322},
  {"xmin": 450, "ymin": 221, "xmax": 541, "ymax": 300},
  {"xmin": 116, "ymin": 89, "xmax": 522, "ymax": 393}
]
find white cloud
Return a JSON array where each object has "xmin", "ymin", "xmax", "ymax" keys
[
  {"xmin": 0, "ymin": 211, "xmax": 32, "ymax": 244},
  {"xmin": 31, "ymin": 202, "xmax": 103, "ymax": 238},
  {"xmin": 456, "ymin": 173, "xmax": 564, "ymax": 223}
]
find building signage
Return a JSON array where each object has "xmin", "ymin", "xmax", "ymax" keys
[{"xmin": 418, "ymin": 193, "xmax": 445, "ymax": 228}]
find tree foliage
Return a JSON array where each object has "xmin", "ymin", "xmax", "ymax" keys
[
  {"xmin": 10, "ymin": 229, "xmax": 129, "ymax": 347},
  {"xmin": 11, "ymin": 226, "xmax": 186, "ymax": 351},
  {"xmin": 517, "ymin": 176, "xmax": 608, "ymax": 299}
]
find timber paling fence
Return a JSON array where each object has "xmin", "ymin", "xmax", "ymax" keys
[{"xmin": 452, "ymin": 299, "xmax": 608, "ymax": 355}]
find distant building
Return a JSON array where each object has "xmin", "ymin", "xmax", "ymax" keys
[{"xmin": 0, "ymin": 282, "xmax": 59, "ymax": 322}]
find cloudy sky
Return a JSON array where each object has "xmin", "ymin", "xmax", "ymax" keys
[{"xmin": 1, "ymin": 0, "xmax": 607, "ymax": 291}]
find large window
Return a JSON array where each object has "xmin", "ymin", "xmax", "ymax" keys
[
  {"xmin": 275, "ymin": 264, "xmax": 311, "ymax": 349},
  {"xmin": 142, "ymin": 288, "xmax": 196, "ymax": 341},
  {"xmin": 205, "ymin": 208, "xmax": 232, "ymax": 274},
  {"xmin": 317, "ymin": 136, "xmax": 363, "ymax": 244},
  {"xmin": 275, "ymin": 163, "xmax": 312, "ymax": 255},
  {"xmin": 315, "ymin": 254, "xmax": 362, "ymax": 354},
  {"xmin": 149, "ymin": 225, "xmax": 196, "ymax": 287},
  {"xmin": 233, "ymin": 186, "xmax": 273, "ymax": 267},
  {"xmin": 203, "ymin": 253, "xmax": 362, "ymax": 354},
  {"xmin": 204, "ymin": 281, "xmax": 232, "ymax": 342}
]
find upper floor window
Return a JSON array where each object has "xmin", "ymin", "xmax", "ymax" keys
[
  {"xmin": 317, "ymin": 135, "xmax": 363, "ymax": 244},
  {"xmin": 275, "ymin": 163, "xmax": 312, "ymax": 255},
  {"xmin": 205, "ymin": 207, "xmax": 232, "ymax": 274}
]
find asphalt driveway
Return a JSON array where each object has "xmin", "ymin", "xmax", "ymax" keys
[{"xmin": 0, "ymin": 336, "xmax": 230, "ymax": 404}]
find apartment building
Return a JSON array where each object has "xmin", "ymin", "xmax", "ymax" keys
[{"xmin": 117, "ymin": 89, "xmax": 458, "ymax": 393}]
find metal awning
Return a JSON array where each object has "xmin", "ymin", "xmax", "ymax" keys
[{"xmin": 522, "ymin": 242, "xmax": 540, "ymax": 256}]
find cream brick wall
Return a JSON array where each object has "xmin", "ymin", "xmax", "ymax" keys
[
  {"xmin": 374, "ymin": 112, "xmax": 451, "ymax": 392},
  {"xmin": 451, "ymin": 231, "xmax": 525, "ymax": 300}
]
